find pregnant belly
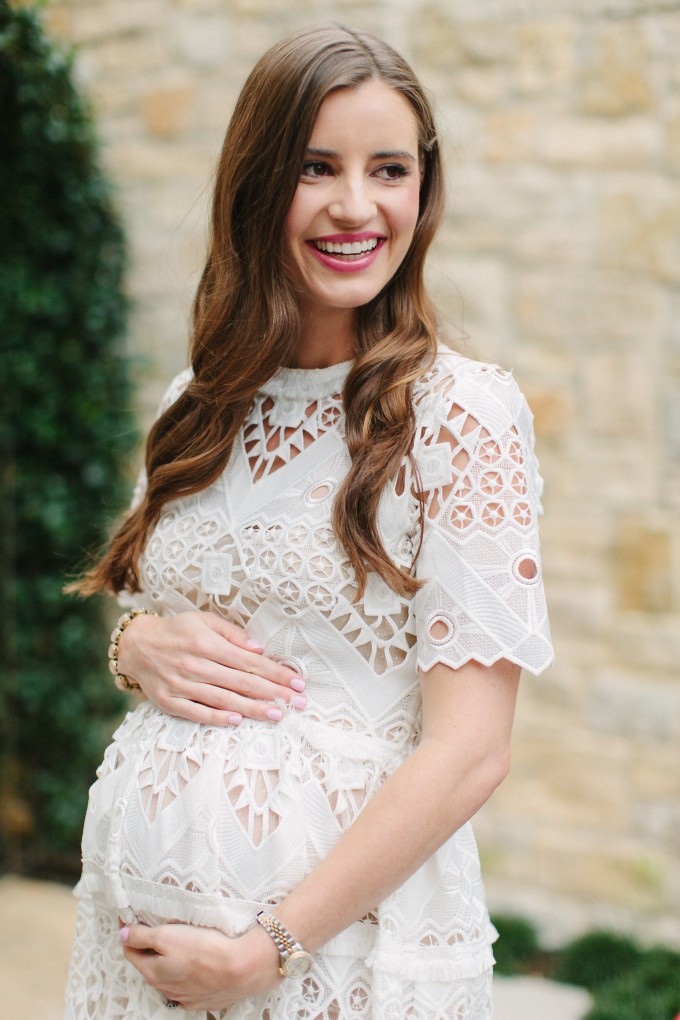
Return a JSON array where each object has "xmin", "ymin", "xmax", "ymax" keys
[{"xmin": 80, "ymin": 703, "xmax": 403, "ymax": 930}]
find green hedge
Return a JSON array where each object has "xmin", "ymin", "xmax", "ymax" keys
[
  {"xmin": 492, "ymin": 915, "xmax": 680, "ymax": 1020},
  {"xmin": 0, "ymin": 1, "xmax": 135, "ymax": 875}
]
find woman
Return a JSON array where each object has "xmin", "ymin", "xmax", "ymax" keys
[{"xmin": 64, "ymin": 23, "xmax": 553, "ymax": 1020}]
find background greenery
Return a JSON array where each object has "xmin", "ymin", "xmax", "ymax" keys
[
  {"xmin": 0, "ymin": 0, "xmax": 135, "ymax": 876},
  {"xmin": 492, "ymin": 915, "xmax": 680, "ymax": 1020}
]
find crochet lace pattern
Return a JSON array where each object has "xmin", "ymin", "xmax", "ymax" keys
[{"xmin": 64, "ymin": 350, "xmax": 552, "ymax": 1020}]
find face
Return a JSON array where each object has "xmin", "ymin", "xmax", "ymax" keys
[{"xmin": 283, "ymin": 81, "xmax": 422, "ymax": 322}]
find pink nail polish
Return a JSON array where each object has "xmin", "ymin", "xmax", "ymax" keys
[
  {"xmin": 119, "ymin": 927, "xmax": 130, "ymax": 943},
  {"xmin": 266, "ymin": 708, "xmax": 283, "ymax": 722},
  {"xmin": 290, "ymin": 677, "xmax": 306, "ymax": 693},
  {"xmin": 293, "ymin": 695, "xmax": 306, "ymax": 711},
  {"xmin": 227, "ymin": 714, "xmax": 242, "ymax": 726},
  {"xmin": 247, "ymin": 639, "xmax": 264, "ymax": 651}
]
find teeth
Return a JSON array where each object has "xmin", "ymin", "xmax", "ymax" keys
[{"xmin": 314, "ymin": 238, "xmax": 379, "ymax": 255}]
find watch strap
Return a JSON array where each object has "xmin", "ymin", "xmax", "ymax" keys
[{"xmin": 256, "ymin": 910, "xmax": 312, "ymax": 976}]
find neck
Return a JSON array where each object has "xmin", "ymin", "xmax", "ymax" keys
[{"xmin": 295, "ymin": 306, "xmax": 356, "ymax": 369}]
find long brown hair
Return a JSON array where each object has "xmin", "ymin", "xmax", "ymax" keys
[{"xmin": 76, "ymin": 24, "xmax": 444, "ymax": 599}]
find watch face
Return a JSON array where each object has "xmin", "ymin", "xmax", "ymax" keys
[{"xmin": 283, "ymin": 950, "xmax": 313, "ymax": 978}]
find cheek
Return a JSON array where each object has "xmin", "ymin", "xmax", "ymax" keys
[
  {"xmin": 283, "ymin": 190, "xmax": 305, "ymax": 254},
  {"xmin": 394, "ymin": 184, "xmax": 421, "ymax": 239}
]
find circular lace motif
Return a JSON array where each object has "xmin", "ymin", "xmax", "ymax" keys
[
  {"xmin": 511, "ymin": 550, "xmax": 541, "ymax": 585},
  {"xmin": 304, "ymin": 479, "xmax": 336, "ymax": 505},
  {"xmin": 426, "ymin": 612, "xmax": 459, "ymax": 646}
]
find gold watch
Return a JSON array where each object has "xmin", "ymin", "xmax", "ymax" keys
[{"xmin": 256, "ymin": 910, "xmax": 313, "ymax": 978}]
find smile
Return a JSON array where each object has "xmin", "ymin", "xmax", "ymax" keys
[
  {"xmin": 306, "ymin": 236, "xmax": 386, "ymax": 273},
  {"xmin": 313, "ymin": 237, "xmax": 380, "ymax": 256}
]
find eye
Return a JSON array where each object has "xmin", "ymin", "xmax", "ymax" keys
[
  {"xmin": 373, "ymin": 163, "xmax": 412, "ymax": 181},
  {"xmin": 301, "ymin": 161, "xmax": 333, "ymax": 179}
]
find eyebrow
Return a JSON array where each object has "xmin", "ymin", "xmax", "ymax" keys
[{"xmin": 305, "ymin": 146, "xmax": 418, "ymax": 162}]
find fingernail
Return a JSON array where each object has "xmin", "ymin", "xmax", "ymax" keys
[
  {"xmin": 293, "ymin": 695, "xmax": 306, "ymax": 711},
  {"xmin": 227, "ymin": 714, "xmax": 242, "ymax": 726},
  {"xmin": 290, "ymin": 677, "xmax": 306, "ymax": 693},
  {"xmin": 266, "ymin": 708, "xmax": 283, "ymax": 722},
  {"xmin": 119, "ymin": 926, "xmax": 130, "ymax": 943},
  {"xmin": 247, "ymin": 639, "xmax": 264, "ymax": 650}
]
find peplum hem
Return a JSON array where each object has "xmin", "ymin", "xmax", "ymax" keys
[{"xmin": 368, "ymin": 943, "xmax": 496, "ymax": 984}]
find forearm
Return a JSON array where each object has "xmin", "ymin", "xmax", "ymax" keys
[{"xmin": 275, "ymin": 730, "xmax": 509, "ymax": 952}]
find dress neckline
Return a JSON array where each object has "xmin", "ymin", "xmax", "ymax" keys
[{"xmin": 259, "ymin": 360, "xmax": 354, "ymax": 401}]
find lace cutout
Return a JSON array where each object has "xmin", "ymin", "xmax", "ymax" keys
[
  {"xmin": 137, "ymin": 356, "xmax": 551, "ymax": 685},
  {"xmin": 69, "ymin": 353, "xmax": 550, "ymax": 1020},
  {"xmin": 411, "ymin": 358, "xmax": 552, "ymax": 675},
  {"xmin": 242, "ymin": 362, "xmax": 348, "ymax": 482},
  {"xmin": 65, "ymin": 892, "xmax": 493, "ymax": 1020}
]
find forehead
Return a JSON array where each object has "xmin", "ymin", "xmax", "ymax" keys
[{"xmin": 308, "ymin": 81, "xmax": 419, "ymax": 151}]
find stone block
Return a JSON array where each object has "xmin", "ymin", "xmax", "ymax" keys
[
  {"xmin": 579, "ymin": 21, "xmax": 656, "ymax": 117},
  {"xmin": 539, "ymin": 116, "xmax": 661, "ymax": 169},
  {"xmin": 667, "ymin": 385, "xmax": 680, "ymax": 459},
  {"xmin": 173, "ymin": 0, "xmax": 224, "ymax": 9},
  {"xmin": 141, "ymin": 78, "xmax": 197, "ymax": 138},
  {"xmin": 484, "ymin": 109, "xmax": 536, "ymax": 163},
  {"xmin": 587, "ymin": 671, "xmax": 679, "ymax": 739},
  {"xmin": 667, "ymin": 104, "xmax": 680, "ymax": 174},
  {"xmin": 84, "ymin": 34, "xmax": 168, "ymax": 76},
  {"xmin": 512, "ymin": 270, "xmax": 664, "ymax": 350},
  {"xmin": 42, "ymin": 7, "xmax": 73, "ymax": 40},
  {"xmin": 501, "ymin": 736, "xmax": 632, "ymax": 832},
  {"xmin": 513, "ymin": 20, "xmax": 576, "ymax": 96},
  {"xmin": 531, "ymin": 831, "xmax": 669, "ymax": 910},
  {"xmin": 457, "ymin": 20, "xmax": 510, "ymax": 65},
  {"xmin": 107, "ymin": 140, "xmax": 212, "ymax": 182},
  {"xmin": 454, "ymin": 67, "xmax": 507, "ymax": 107},
  {"xmin": 611, "ymin": 612, "xmax": 680, "ymax": 673},
  {"xmin": 62, "ymin": 0, "xmax": 165, "ymax": 44},
  {"xmin": 600, "ymin": 186, "xmax": 680, "ymax": 284},
  {"xmin": 171, "ymin": 13, "xmax": 231, "ymax": 68},
  {"xmin": 582, "ymin": 348, "xmax": 657, "ymax": 439},
  {"xmin": 578, "ymin": 439, "xmax": 658, "ymax": 512},
  {"xmin": 633, "ymin": 744, "xmax": 680, "ymax": 799},
  {"xmin": 409, "ymin": 3, "xmax": 464, "ymax": 73},
  {"xmin": 614, "ymin": 519, "xmax": 673, "ymax": 614},
  {"xmin": 426, "ymin": 254, "xmax": 509, "ymax": 365},
  {"xmin": 522, "ymin": 384, "xmax": 576, "ymax": 439}
]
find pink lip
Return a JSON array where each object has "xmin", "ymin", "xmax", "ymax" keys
[
  {"xmin": 305, "ymin": 237, "xmax": 386, "ymax": 274},
  {"xmin": 312, "ymin": 232, "xmax": 384, "ymax": 243}
]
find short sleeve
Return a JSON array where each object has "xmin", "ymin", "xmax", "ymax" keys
[{"xmin": 413, "ymin": 360, "xmax": 553, "ymax": 676}]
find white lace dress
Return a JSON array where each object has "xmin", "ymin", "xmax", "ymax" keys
[{"xmin": 64, "ymin": 350, "xmax": 553, "ymax": 1020}]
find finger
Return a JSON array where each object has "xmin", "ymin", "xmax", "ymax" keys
[
  {"xmin": 120, "ymin": 923, "xmax": 159, "ymax": 953},
  {"xmin": 163, "ymin": 689, "xmax": 306, "ymax": 726},
  {"xmin": 203, "ymin": 613, "xmax": 265, "ymax": 653},
  {"xmin": 201, "ymin": 616, "xmax": 305, "ymax": 688},
  {"xmin": 169, "ymin": 656, "xmax": 306, "ymax": 705}
]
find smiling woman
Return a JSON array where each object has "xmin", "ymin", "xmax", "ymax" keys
[
  {"xmin": 283, "ymin": 82, "xmax": 421, "ymax": 347},
  {"xmin": 64, "ymin": 22, "xmax": 552, "ymax": 1020}
]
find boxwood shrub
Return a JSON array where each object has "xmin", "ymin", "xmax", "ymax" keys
[{"xmin": 0, "ymin": 1, "xmax": 136, "ymax": 876}]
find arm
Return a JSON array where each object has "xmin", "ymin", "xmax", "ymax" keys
[
  {"xmin": 117, "ymin": 610, "xmax": 307, "ymax": 726},
  {"xmin": 121, "ymin": 655, "xmax": 519, "ymax": 1011}
]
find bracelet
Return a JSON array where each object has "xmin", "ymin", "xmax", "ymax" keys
[{"xmin": 108, "ymin": 608, "xmax": 158, "ymax": 691}]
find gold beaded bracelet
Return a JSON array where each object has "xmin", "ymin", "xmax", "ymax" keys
[{"xmin": 108, "ymin": 608, "xmax": 158, "ymax": 691}]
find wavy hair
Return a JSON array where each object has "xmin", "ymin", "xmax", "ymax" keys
[{"xmin": 76, "ymin": 23, "xmax": 445, "ymax": 598}]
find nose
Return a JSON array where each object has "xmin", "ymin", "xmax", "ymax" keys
[{"xmin": 328, "ymin": 174, "xmax": 376, "ymax": 226}]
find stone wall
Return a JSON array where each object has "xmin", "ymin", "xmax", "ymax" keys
[{"xmin": 43, "ymin": 0, "xmax": 680, "ymax": 947}]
